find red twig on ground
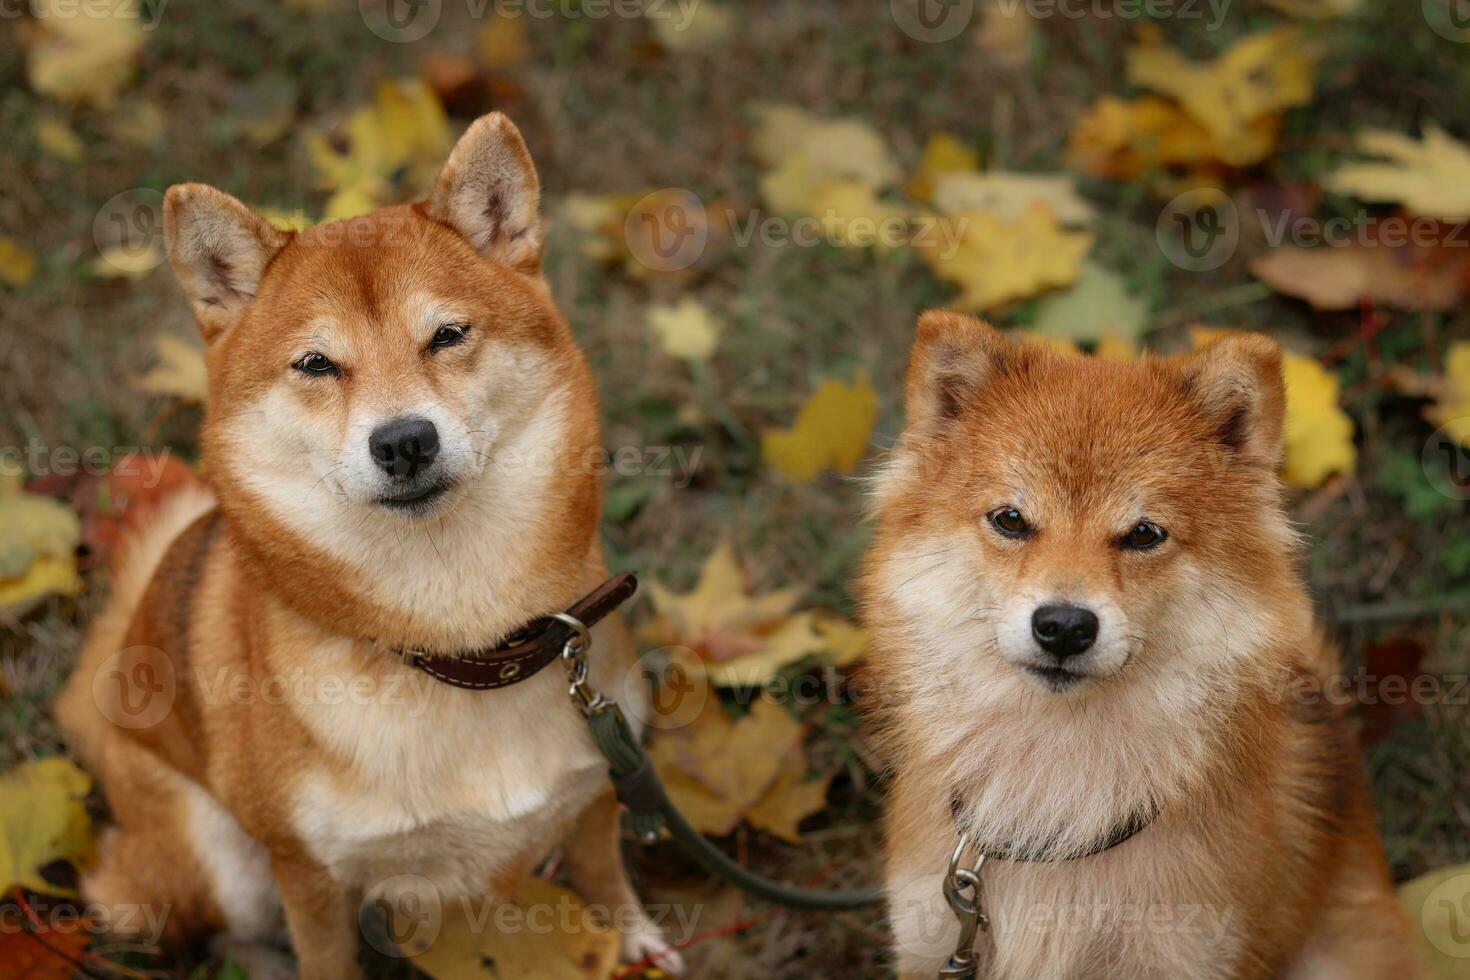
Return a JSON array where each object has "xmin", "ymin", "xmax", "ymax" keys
[
  {"xmin": 1321, "ymin": 296, "xmax": 1388, "ymax": 367},
  {"xmin": 610, "ymin": 914, "xmax": 765, "ymax": 979}
]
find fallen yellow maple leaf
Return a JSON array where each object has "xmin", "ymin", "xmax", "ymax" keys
[
  {"xmin": 762, "ymin": 371, "xmax": 878, "ymax": 481},
  {"xmin": 36, "ymin": 118, "xmax": 84, "ymax": 162},
  {"xmin": 644, "ymin": 539, "xmax": 868, "ymax": 686},
  {"xmin": 648, "ymin": 298, "xmax": 721, "ymax": 363},
  {"xmin": 644, "ymin": 538, "xmax": 802, "ymax": 663},
  {"xmin": 687, "ymin": 611, "xmax": 869, "ymax": 687},
  {"xmin": 24, "ymin": 0, "xmax": 146, "ymax": 108},
  {"xmin": 1094, "ymin": 333, "xmax": 1138, "ymax": 363},
  {"xmin": 1126, "ymin": 27, "xmax": 1317, "ymax": 167},
  {"xmin": 750, "ymin": 106, "xmax": 900, "ymax": 188},
  {"xmin": 1426, "ymin": 342, "xmax": 1470, "ymax": 447},
  {"xmin": 802, "ymin": 180, "xmax": 910, "ymax": 249},
  {"xmin": 308, "ymin": 79, "xmax": 452, "ymax": 220},
  {"xmin": 916, "ymin": 204, "xmax": 1094, "ymax": 312},
  {"xmin": 0, "ymin": 757, "xmax": 94, "ymax": 897},
  {"xmin": 649, "ymin": 693, "xmax": 832, "ymax": 843},
  {"xmin": 1399, "ymin": 861, "xmax": 1470, "ymax": 980},
  {"xmin": 751, "ymin": 104, "xmax": 900, "ymax": 217},
  {"xmin": 1325, "ymin": 126, "xmax": 1470, "ymax": 221},
  {"xmin": 1280, "ymin": 354, "xmax": 1357, "ymax": 488},
  {"xmin": 133, "ymin": 334, "xmax": 209, "ymax": 403},
  {"xmin": 906, "ymin": 132, "xmax": 980, "ymax": 203},
  {"xmin": 1066, "ymin": 95, "xmax": 1228, "ymax": 181},
  {"xmin": 744, "ymin": 747, "xmax": 839, "ymax": 844},
  {"xmin": 931, "ymin": 171, "xmax": 1095, "ymax": 226},
  {"xmin": 1191, "ymin": 327, "xmax": 1356, "ymax": 488},
  {"xmin": 0, "ymin": 238, "xmax": 37, "ymax": 288},
  {"xmin": 477, "ymin": 8, "xmax": 530, "ymax": 69},
  {"xmin": 405, "ymin": 877, "xmax": 618, "ymax": 980},
  {"xmin": 0, "ymin": 475, "xmax": 83, "ymax": 618}
]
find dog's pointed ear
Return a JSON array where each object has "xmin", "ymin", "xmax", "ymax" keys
[
  {"xmin": 1180, "ymin": 333, "xmax": 1286, "ymax": 466},
  {"xmin": 905, "ymin": 310, "xmax": 1010, "ymax": 426},
  {"xmin": 424, "ymin": 112, "xmax": 542, "ymax": 275},
  {"xmin": 164, "ymin": 184, "xmax": 290, "ymax": 344}
]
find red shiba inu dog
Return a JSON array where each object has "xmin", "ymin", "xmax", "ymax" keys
[
  {"xmin": 56, "ymin": 114, "xmax": 680, "ymax": 978},
  {"xmin": 860, "ymin": 312, "xmax": 1419, "ymax": 979}
]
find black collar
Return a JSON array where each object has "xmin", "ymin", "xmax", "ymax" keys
[{"xmin": 949, "ymin": 792, "xmax": 1158, "ymax": 862}]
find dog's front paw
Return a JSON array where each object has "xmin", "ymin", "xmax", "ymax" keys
[{"xmin": 622, "ymin": 923, "xmax": 684, "ymax": 976}]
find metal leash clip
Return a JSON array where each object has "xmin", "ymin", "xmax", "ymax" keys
[
  {"xmin": 937, "ymin": 832, "xmax": 988, "ymax": 979},
  {"xmin": 553, "ymin": 611, "xmax": 606, "ymax": 715}
]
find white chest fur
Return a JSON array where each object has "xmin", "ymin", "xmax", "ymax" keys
[
  {"xmin": 889, "ymin": 828, "xmax": 1243, "ymax": 980},
  {"xmin": 287, "ymin": 645, "xmax": 607, "ymax": 896}
]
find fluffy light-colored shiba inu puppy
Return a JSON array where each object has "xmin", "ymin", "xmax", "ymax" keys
[
  {"xmin": 860, "ymin": 312, "xmax": 1419, "ymax": 980},
  {"xmin": 56, "ymin": 114, "xmax": 680, "ymax": 978}
]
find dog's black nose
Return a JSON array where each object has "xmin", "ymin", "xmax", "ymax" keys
[
  {"xmin": 1031, "ymin": 604, "xmax": 1099, "ymax": 658},
  {"xmin": 369, "ymin": 416, "xmax": 439, "ymax": 479}
]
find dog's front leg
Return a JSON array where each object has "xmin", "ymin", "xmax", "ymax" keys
[
  {"xmin": 561, "ymin": 789, "xmax": 684, "ymax": 975},
  {"xmin": 271, "ymin": 853, "xmax": 361, "ymax": 980}
]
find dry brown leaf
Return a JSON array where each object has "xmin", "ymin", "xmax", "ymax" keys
[{"xmin": 1249, "ymin": 244, "xmax": 1465, "ymax": 311}]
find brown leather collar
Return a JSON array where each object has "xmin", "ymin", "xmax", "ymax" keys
[{"xmin": 397, "ymin": 573, "xmax": 638, "ymax": 691}]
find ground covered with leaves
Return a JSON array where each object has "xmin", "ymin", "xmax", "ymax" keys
[{"xmin": 3, "ymin": 1, "xmax": 1470, "ymax": 978}]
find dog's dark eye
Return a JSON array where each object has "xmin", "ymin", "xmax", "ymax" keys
[
  {"xmin": 429, "ymin": 324, "xmax": 470, "ymax": 351},
  {"xmin": 989, "ymin": 508, "xmax": 1032, "ymax": 538},
  {"xmin": 1121, "ymin": 522, "xmax": 1167, "ymax": 550},
  {"xmin": 293, "ymin": 352, "xmax": 338, "ymax": 376}
]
